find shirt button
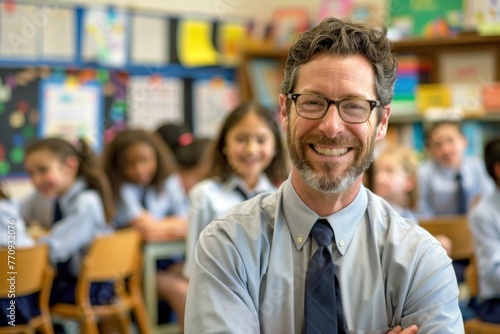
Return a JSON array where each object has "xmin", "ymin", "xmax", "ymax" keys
[
  {"xmin": 297, "ymin": 236, "xmax": 303, "ymax": 243},
  {"xmin": 339, "ymin": 240, "xmax": 345, "ymax": 247}
]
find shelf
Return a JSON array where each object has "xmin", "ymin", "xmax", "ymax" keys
[
  {"xmin": 244, "ymin": 33, "xmax": 500, "ymax": 57},
  {"xmin": 390, "ymin": 112, "xmax": 500, "ymax": 124},
  {"xmin": 392, "ymin": 33, "xmax": 500, "ymax": 52},
  {"xmin": 239, "ymin": 34, "xmax": 500, "ymax": 124}
]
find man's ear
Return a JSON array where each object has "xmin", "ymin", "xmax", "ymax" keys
[
  {"xmin": 376, "ymin": 105, "xmax": 391, "ymax": 141},
  {"xmin": 279, "ymin": 94, "xmax": 288, "ymax": 133}
]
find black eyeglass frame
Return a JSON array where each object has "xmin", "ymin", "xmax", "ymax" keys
[{"xmin": 287, "ymin": 93, "xmax": 382, "ymax": 124}]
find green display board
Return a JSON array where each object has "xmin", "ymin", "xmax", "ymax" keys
[{"xmin": 390, "ymin": 0, "xmax": 463, "ymax": 37}]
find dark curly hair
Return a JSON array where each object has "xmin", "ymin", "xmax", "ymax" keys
[{"xmin": 281, "ymin": 17, "xmax": 397, "ymax": 122}]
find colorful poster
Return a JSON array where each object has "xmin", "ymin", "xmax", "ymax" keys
[
  {"xmin": 40, "ymin": 79, "xmax": 103, "ymax": 151},
  {"xmin": 82, "ymin": 7, "xmax": 128, "ymax": 67}
]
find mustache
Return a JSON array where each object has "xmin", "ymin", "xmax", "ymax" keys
[{"xmin": 300, "ymin": 134, "xmax": 361, "ymax": 148}]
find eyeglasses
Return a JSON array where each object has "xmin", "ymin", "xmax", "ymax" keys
[{"xmin": 287, "ymin": 93, "xmax": 381, "ymax": 124}]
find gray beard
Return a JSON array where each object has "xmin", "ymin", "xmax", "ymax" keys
[{"xmin": 288, "ymin": 133, "xmax": 376, "ymax": 194}]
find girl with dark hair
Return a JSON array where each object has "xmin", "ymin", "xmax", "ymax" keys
[{"xmin": 20, "ymin": 137, "xmax": 115, "ymax": 305}]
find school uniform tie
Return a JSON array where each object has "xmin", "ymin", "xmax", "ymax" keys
[
  {"xmin": 141, "ymin": 188, "xmax": 148, "ymax": 210},
  {"xmin": 455, "ymin": 173, "xmax": 467, "ymax": 214},
  {"xmin": 234, "ymin": 186, "xmax": 249, "ymax": 200},
  {"xmin": 305, "ymin": 219, "xmax": 347, "ymax": 334},
  {"xmin": 53, "ymin": 199, "xmax": 63, "ymax": 224}
]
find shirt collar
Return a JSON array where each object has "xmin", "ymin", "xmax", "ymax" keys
[
  {"xmin": 58, "ymin": 177, "xmax": 88, "ymax": 208},
  {"xmin": 433, "ymin": 160, "xmax": 462, "ymax": 178},
  {"xmin": 282, "ymin": 179, "xmax": 368, "ymax": 255},
  {"xmin": 227, "ymin": 174, "xmax": 276, "ymax": 197}
]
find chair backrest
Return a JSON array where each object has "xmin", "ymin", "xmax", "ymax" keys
[
  {"xmin": 418, "ymin": 215, "xmax": 473, "ymax": 261},
  {"xmin": 0, "ymin": 244, "xmax": 51, "ymax": 296},
  {"xmin": 81, "ymin": 228, "xmax": 141, "ymax": 282}
]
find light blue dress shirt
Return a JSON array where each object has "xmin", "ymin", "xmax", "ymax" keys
[
  {"xmin": 418, "ymin": 156, "xmax": 495, "ymax": 218},
  {"xmin": 183, "ymin": 174, "xmax": 276, "ymax": 278},
  {"xmin": 185, "ymin": 179, "xmax": 464, "ymax": 333},
  {"xmin": 19, "ymin": 178, "xmax": 112, "ymax": 275},
  {"xmin": 0, "ymin": 198, "xmax": 34, "ymax": 247},
  {"xmin": 468, "ymin": 187, "xmax": 500, "ymax": 301},
  {"xmin": 113, "ymin": 174, "xmax": 188, "ymax": 227}
]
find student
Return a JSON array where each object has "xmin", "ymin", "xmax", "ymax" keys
[
  {"xmin": 155, "ymin": 123, "xmax": 212, "ymax": 202},
  {"xmin": 102, "ymin": 129, "xmax": 187, "ymax": 240},
  {"xmin": 20, "ymin": 137, "xmax": 115, "ymax": 306},
  {"xmin": 185, "ymin": 17, "xmax": 463, "ymax": 333},
  {"xmin": 373, "ymin": 146, "xmax": 420, "ymax": 222},
  {"xmin": 468, "ymin": 137, "xmax": 500, "ymax": 324},
  {"xmin": 183, "ymin": 101, "xmax": 289, "ymax": 279},
  {"xmin": 102, "ymin": 129, "xmax": 188, "ymax": 328},
  {"xmin": 0, "ymin": 181, "xmax": 36, "ymax": 327},
  {"xmin": 418, "ymin": 120, "xmax": 495, "ymax": 218},
  {"xmin": 373, "ymin": 146, "xmax": 452, "ymax": 255},
  {"xmin": 0, "ymin": 180, "xmax": 34, "ymax": 247}
]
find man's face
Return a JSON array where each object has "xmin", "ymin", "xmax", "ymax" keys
[
  {"xmin": 279, "ymin": 54, "xmax": 390, "ymax": 193},
  {"xmin": 428, "ymin": 124, "xmax": 467, "ymax": 169}
]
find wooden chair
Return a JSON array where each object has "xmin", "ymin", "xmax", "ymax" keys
[
  {"xmin": 464, "ymin": 256, "xmax": 500, "ymax": 333},
  {"xmin": 418, "ymin": 215, "xmax": 473, "ymax": 261},
  {"xmin": 50, "ymin": 229, "xmax": 151, "ymax": 334},
  {"xmin": 0, "ymin": 244, "xmax": 54, "ymax": 334}
]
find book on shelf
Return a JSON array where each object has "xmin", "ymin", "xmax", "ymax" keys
[{"xmin": 392, "ymin": 55, "xmax": 432, "ymax": 117}]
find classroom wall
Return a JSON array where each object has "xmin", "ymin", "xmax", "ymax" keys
[
  {"xmin": 61, "ymin": 0, "xmax": 322, "ymax": 21},
  {"xmin": 5, "ymin": 0, "xmax": 387, "ymax": 199},
  {"xmin": 60, "ymin": 0, "xmax": 388, "ymax": 21}
]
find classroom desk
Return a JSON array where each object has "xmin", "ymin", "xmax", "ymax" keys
[{"xmin": 143, "ymin": 240, "xmax": 185, "ymax": 334}]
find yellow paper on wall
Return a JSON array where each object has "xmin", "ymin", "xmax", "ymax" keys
[
  {"xmin": 218, "ymin": 22, "xmax": 247, "ymax": 65},
  {"xmin": 416, "ymin": 84, "xmax": 451, "ymax": 114},
  {"xmin": 178, "ymin": 19, "xmax": 218, "ymax": 67}
]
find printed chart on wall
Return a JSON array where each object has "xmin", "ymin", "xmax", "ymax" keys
[
  {"xmin": 193, "ymin": 77, "xmax": 239, "ymax": 138},
  {"xmin": 0, "ymin": 68, "xmax": 40, "ymax": 176},
  {"xmin": 127, "ymin": 75, "xmax": 184, "ymax": 130},
  {"xmin": 82, "ymin": 7, "xmax": 128, "ymax": 67},
  {"xmin": 39, "ymin": 78, "xmax": 103, "ymax": 151}
]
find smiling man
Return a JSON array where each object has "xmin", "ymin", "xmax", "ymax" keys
[{"xmin": 185, "ymin": 17, "xmax": 464, "ymax": 333}]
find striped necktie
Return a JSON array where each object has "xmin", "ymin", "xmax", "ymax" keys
[
  {"xmin": 53, "ymin": 199, "xmax": 62, "ymax": 224},
  {"xmin": 305, "ymin": 219, "xmax": 347, "ymax": 334},
  {"xmin": 455, "ymin": 173, "xmax": 467, "ymax": 214}
]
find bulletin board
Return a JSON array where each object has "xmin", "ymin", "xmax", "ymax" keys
[
  {"xmin": 0, "ymin": 67, "xmax": 128, "ymax": 177},
  {"xmin": 0, "ymin": 67, "xmax": 39, "ymax": 176},
  {"xmin": 0, "ymin": 3, "xmax": 244, "ymax": 177}
]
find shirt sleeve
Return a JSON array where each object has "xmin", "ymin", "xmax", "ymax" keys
[
  {"xmin": 114, "ymin": 184, "xmax": 144, "ymax": 227},
  {"xmin": 0, "ymin": 200, "xmax": 35, "ymax": 247},
  {"xmin": 183, "ymin": 184, "xmax": 215, "ymax": 278},
  {"xmin": 164, "ymin": 175, "xmax": 189, "ymax": 217},
  {"xmin": 185, "ymin": 219, "xmax": 260, "ymax": 333},
  {"xmin": 399, "ymin": 234, "xmax": 464, "ymax": 333},
  {"xmin": 39, "ymin": 191, "xmax": 106, "ymax": 264},
  {"xmin": 468, "ymin": 200, "xmax": 500, "ymax": 296}
]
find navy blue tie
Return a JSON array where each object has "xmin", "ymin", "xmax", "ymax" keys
[
  {"xmin": 305, "ymin": 219, "xmax": 347, "ymax": 334},
  {"xmin": 234, "ymin": 186, "xmax": 249, "ymax": 200},
  {"xmin": 456, "ymin": 173, "xmax": 467, "ymax": 214},
  {"xmin": 53, "ymin": 199, "xmax": 62, "ymax": 224},
  {"xmin": 141, "ymin": 188, "xmax": 148, "ymax": 210}
]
